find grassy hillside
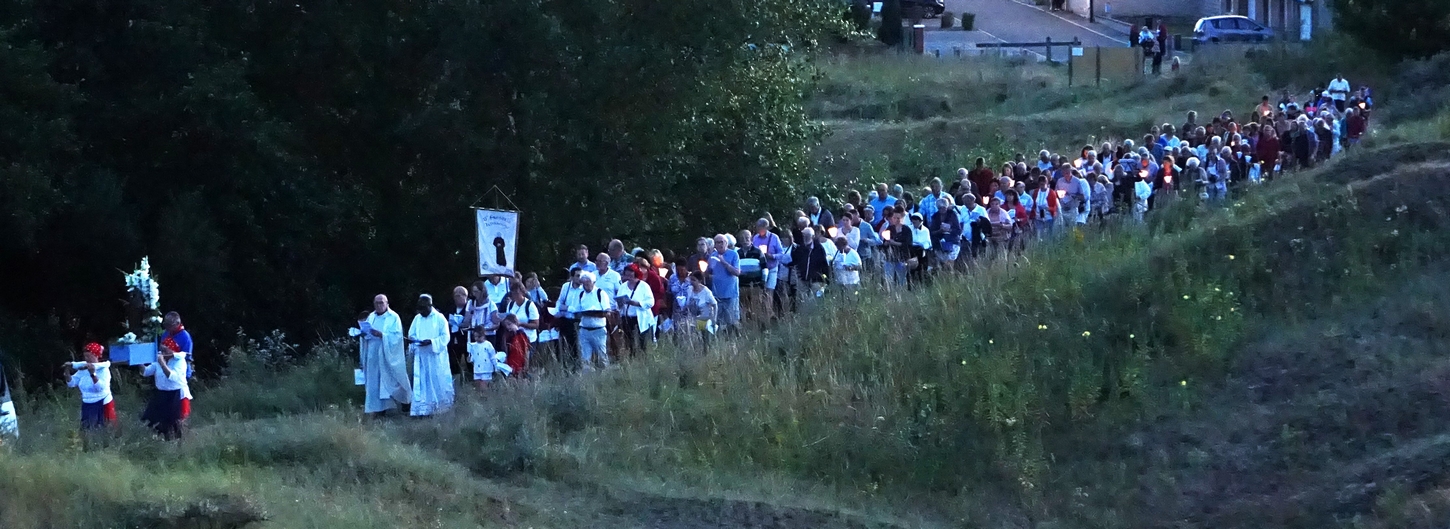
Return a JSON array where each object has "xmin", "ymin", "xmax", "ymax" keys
[{"xmin": 6, "ymin": 50, "xmax": 1450, "ymax": 528}]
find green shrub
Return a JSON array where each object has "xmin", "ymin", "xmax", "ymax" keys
[
  {"xmin": 961, "ymin": 12, "xmax": 975, "ymax": 30},
  {"xmin": 940, "ymin": 12, "xmax": 954, "ymax": 29}
]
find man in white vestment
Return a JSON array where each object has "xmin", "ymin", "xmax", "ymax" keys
[
  {"xmin": 407, "ymin": 294, "xmax": 454, "ymax": 416},
  {"xmin": 362, "ymin": 294, "xmax": 412, "ymax": 416}
]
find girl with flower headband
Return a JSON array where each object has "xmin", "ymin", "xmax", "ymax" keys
[
  {"xmin": 139, "ymin": 336, "xmax": 191, "ymax": 439},
  {"xmin": 64, "ymin": 343, "xmax": 116, "ymax": 429}
]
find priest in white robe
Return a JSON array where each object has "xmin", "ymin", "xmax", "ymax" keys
[
  {"xmin": 408, "ymin": 294, "xmax": 454, "ymax": 416},
  {"xmin": 362, "ymin": 294, "xmax": 412, "ymax": 415}
]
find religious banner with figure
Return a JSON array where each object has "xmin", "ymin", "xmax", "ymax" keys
[{"xmin": 475, "ymin": 208, "xmax": 519, "ymax": 277}]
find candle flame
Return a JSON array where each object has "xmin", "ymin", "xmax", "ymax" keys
[
  {"xmin": 827, "ymin": 227, "xmax": 839, "ymax": 238},
  {"xmin": 882, "ymin": 230, "xmax": 891, "ymax": 241},
  {"xmin": 698, "ymin": 260, "xmax": 708, "ymax": 272}
]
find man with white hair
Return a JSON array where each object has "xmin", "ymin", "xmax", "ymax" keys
[
  {"xmin": 804, "ymin": 197, "xmax": 835, "ymax": 230},
  {"xmin": 361, "ymin": 294, "xmax": 411, "ymax": 416},
  {"xmin": 1036, "ymin": 150, "xmax": 1054, "ymax": 172},
  {"xmin": 574, "ymin": 271, "xmax": 614, "ymax": 370},
  {"xmin": 407, "ymin": 293, "xmax": 453, "ymax": 416},
  {"xmin": 792, "ymin": 227, "xmax": 830, "ymax": 297},
  {"xmin": 593, "ymin": 252, "xmax": 622, "ymax": 298},
  {"xmin": 707, "ymin": 234, "xmax": 742, "ymax": 330}
]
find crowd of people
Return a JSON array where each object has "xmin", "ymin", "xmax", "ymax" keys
[
  {"xmin": 6, "ymin": 83, "xmax": 1372, "ymax": 436},
  {"xmin": 351, "ymin": 85, "xmax": 1371, "ymax": 418}
]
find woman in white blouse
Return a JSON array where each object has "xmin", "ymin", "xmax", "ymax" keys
[
  {"xmin": 140, "ymin": 336, "xmax": 192, "ymax": 440},
  {"xmin": 65, "ymin": 342, "xmax": 115, "ymax": 430}
]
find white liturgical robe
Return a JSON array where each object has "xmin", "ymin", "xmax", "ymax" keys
[{"xmin": 408, "ymin": 309, "xmax": 454, "ymax": 416}]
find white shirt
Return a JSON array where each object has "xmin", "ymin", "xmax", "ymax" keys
[
  {"xmin": 910, "ymin": 223, "xmax": 932, "ymax": 250},
  {"xmin": 839, "ymin": 225, "xmax": 861, "ymax": 249},
  {"xmin": 1328, "ymin": 77, "xmax": 1350, "ymax": 101},
  {"xmin": 501, "ymin": 298, "xmax": 541, "ymax": 342},
  {"xmin": 556, "ymin": 282, "xmax": 581, "ymax": 318},
  {"xmin": 617, "ymin": 280, "xmax": 656, "ymax": 331},
  {"xmin": 484, "ymin": 279, "xmax": 510, "ymax": 305},
  {"xmin": 831, "ymin": 248, "xmax": 862, "ymax": 285},
  {"xmin": 465, "ymin": 299, "xmax": 497, "ymax": 337},
  {"xmin": 595, "ymin": 270, "xmax": 622, "ymax": 299},
  {"xmin": 67, "ymin": 362, "xmax": 113, "ymax": 404},
  {"xmin": 143, "ymin": 355, "xmax": 191, "ymax": 397},
  {"xmin": 573, "ymin": 286, "xmax": 614, "ymax": 329},
  {"xmin": 685, "ymin": 286, "xmax": 717, "ymax": 320}
]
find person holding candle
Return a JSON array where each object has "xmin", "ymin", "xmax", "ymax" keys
[
  {"xmin": 751, "ymin": 218, "xmax": 785, "ymax": 317},
  {"xmin": 1055, "ymin": 168, "xmax": 1091, "ymax": 227},
  {"xmin": 65, "ymin": 342, "xmax": 116, "ymax": 430},
  {"xmin": 684, "ymin": 271, "xmax": 718, "ymax": 353},
  {"xmin": 790, "ymin": 226, "xmax": 830, "ymax": 299},
  {"xmin": 706, "ymin": 234, "xmax": 742, "ymax": 332},
  {"xmin": 881, "ymin": 207, "xmax": 912, "ymax": 287}
]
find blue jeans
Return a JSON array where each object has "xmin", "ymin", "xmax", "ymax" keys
[
  {"xmin": 579, "ymin": 327, "xmax": 609, "ymax": 369},
  {"xmin": 884, "ymin": 262, "xmax": 908, "ymax": 287}
]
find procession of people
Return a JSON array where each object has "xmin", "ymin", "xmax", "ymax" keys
[
  {"xmin": 349, "ymin": 88, "xmax": 1371, "ymax": 418},
  {"xmin": 2, "ymin": 84, "xmax": 1370, "ymax": 437}
]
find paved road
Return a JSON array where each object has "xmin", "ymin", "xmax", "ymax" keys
[{"xmin": 947, "ymin": 0, "xmax": 1128, "ymax": 51}]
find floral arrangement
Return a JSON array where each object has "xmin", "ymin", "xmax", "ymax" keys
[{"xmin": 119, "ymin": 257, "xmax": 163, "ymax": 344}]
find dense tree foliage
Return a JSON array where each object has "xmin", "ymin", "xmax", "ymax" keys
[
  {"xmin": 1332, "ymin": 0, "xmax": 1450, "ymax": 59},
  {"xmin": 0, "ymin": 0, "xmax": 844, "ymax": 382}
]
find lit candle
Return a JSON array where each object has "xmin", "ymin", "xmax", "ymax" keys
[
  {"xmin": 1056, "ymin": 189, "xmax": 1066, "ymax": 199},
  {"xmin": 881, "ymin": 230, "xmax": 891, "ymax": 241},
  {"xmin": 1139, "ymin": 169, "xmax": 1149, "ymax": 179},
  {"xmin": 757, "ymin": 245, "xmax": 768, "ymax": 254},
  {"xmin": 827, "ymin": 227, "xmax": 838, "ymax": 238},
  {"xmin": 698, "ymin": 260, "xmax": 708, "ymax": 272},
  {"xmin": 1072, "ymin": 159, "xmax": 1082, "ymax": 169}
]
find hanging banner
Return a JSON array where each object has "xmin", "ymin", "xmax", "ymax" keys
[{"xmin": 476, "ymin": 208, "xmax": 519, "ymax": 277}]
